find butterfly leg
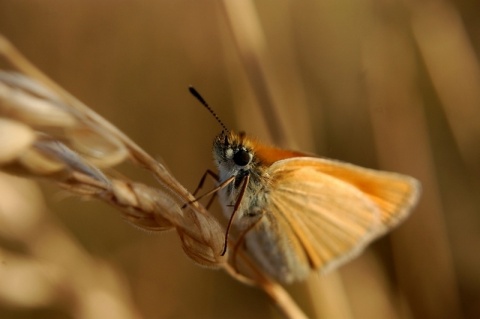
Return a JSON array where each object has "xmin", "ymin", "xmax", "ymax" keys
[
  {"xmin": 191, "ymin": 169, "xmax": 219, "ymax": 196},
  {"xmin": 190, "ymin": 169, "xmax": 219, "ymax": 209},
  {"xmin": 221, "ymin": 173, "xmax": 250, "ymax": 256},
  {"xmin": 183, "ymin": 174, "xmax": 235, "ymax": 209}
]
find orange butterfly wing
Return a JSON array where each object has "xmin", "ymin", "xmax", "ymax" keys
[{"xmin": 244, "ymin": 156, "xmax": 420, "ymax": 283}]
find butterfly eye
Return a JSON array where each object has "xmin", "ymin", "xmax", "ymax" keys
[{"xmin": 233, "ymin": 149, "xmax": 251, "ymax": 166}]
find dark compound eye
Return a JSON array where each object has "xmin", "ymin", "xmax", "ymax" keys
[{"xmin": 233, "ymin": 148, "xmax": 251, "ymax": 166}]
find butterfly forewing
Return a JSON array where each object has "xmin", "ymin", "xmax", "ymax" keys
[
  {"xmin": 246, "ymin": 157, "xmax": 419, "ymax": 283},
  {"xmin": 265, "ymin": 162, "xmax": 381, "ymax": 281},
  {"xmin": 287, "ymin": 158, "xmax": 421, "ymax": 228}
]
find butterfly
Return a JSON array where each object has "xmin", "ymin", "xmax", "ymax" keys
[{"xmin": 190, "ymin": 87, "xmax": 421, "ymax": 284}]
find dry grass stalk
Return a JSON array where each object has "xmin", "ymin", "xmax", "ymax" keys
[
  {"xmin": 219, "ymin": 0, "xmax": 294, "ymax": 148},
  {"xmin": 0, "ymin": 35, "xmax": 306, "ymax": 319}
]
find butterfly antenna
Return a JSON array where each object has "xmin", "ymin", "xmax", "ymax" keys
[{"xmin": 189, "ymin": 86, "xmax": 228, "ymax": 132}]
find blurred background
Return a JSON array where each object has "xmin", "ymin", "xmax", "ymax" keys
[{"xmin": 0, "ymin": 0, "xmax": 479, "ymax": 318}]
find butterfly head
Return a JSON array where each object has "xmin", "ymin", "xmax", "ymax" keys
[{"xmin": 213, "ymin": 131, "xmax": 257, "ymax": 177}]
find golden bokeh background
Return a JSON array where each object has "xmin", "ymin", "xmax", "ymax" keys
[{"xmin": 1, "ymin": 0, "xmax": 480, "ymax": 318}]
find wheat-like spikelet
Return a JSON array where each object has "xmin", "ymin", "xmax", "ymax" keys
[
  {"xmin": 0, "ymin": 59, "xmax": 226, "ymax": 270},
  {"xmin": 0, "ymin": 35, "xmax": 306, "ymax": 319}
]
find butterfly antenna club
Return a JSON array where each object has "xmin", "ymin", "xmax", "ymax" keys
[{"xmin": 189, "ymin": 86, "xmax": 229, "ymax": 133}]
